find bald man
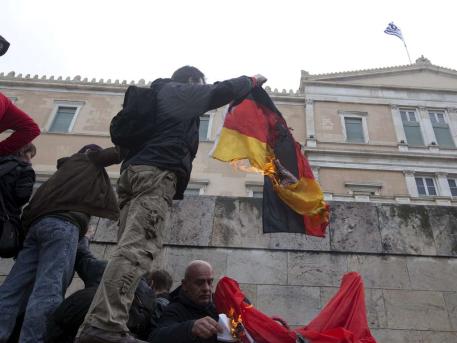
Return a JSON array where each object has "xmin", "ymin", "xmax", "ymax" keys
[{"xmin": 148, "ymin": 260, "xmax": 222, "ymax": 343}]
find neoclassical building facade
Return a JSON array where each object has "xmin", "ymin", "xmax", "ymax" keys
[{"xmin": 2, "ymin": 56, "xmax": 457, "ymax": 205}]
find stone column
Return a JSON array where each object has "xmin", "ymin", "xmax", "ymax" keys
[
  {"xmin": 436, "ymin": 172, "xmax": 451, "ymax": 197},
  {"xmin": 403, "ymin": 170, "xmax": 418, "ymax": 197},
  {"xmin": 305, "ymin": 99, "xmax": 317, "ymax": 147},
  {"xmin": 311, "ymin": 166, "xmax": 320, "ymax": 181},
  {"xmin": 418, "ymin": 107, "xmax": 436, "ymax": 146}
]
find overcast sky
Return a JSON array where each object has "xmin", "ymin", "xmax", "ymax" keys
[{"xmin": 2, "ymin": 0, "xmax": 456, "ymax": 90}]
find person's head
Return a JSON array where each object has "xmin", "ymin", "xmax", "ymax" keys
[
  {"xmin": 15, "ymin": 143, "xmax": 36, "ymax": 163},
  {"xmin": 181, "ymin": 260, "xmax": 214, "ymax": 306},
  {"xmin": 150, "ymin": 269, "xmax": 173, "ymax": 294},
  {"xmin": 171, "ymin": 66, "xmax": 206, "ymax": 85},
  {"xmin": 0, "ymin": 36, "xmax": 10, "ymax": 56},
  {"xmin": 77, "ymin": 144, "xmax": 103, "ymax": 154}
]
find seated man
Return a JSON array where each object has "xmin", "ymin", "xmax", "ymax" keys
[{"xmin": 148, "ymin": 260, "xmax": 222, "ymax": 343}]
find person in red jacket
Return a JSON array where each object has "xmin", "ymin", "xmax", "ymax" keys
[{"xmin": 0, "ymin": 93, "xmax": 41, "ymax": 155}]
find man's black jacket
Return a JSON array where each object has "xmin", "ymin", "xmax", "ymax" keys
[
  {"xmin": 148, "ymin": 287, "xmax": 218, "ymax": 343},
  {"xmin": 122, "ymin": 76, "xmax": 254, "ymax": 199}
]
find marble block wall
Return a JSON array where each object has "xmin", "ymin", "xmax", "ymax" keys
[{"xmin": 1, "ymin": 197, "xmax": 457, "ymax": 343}]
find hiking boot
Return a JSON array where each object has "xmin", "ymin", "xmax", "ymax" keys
[{"xmin": 76, "ymin": 326, "xmax": 147, "ymax": 343}]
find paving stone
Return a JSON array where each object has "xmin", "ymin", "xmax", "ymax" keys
[
  {"xmin": 378, "ymin": 205, "xmax": 436, "ymax": 255},
  {"xmin": 0, "ymin": 258, "xmax": 14, "ymax": 275},
  {"xmin": 320, "ymin": 286, "xmax": 387, "ymax": 328},
  {"xmin": 427, "ymin": 206, "xmax": 457, "ymax": 256},
  {"xmin": 256, "ymin": 285, "xmax": 320, "ymax": 326},
  {"xmin": 268, "ymin": 232, "xmax": 330, "ymax": 251},
  {"xmin": 407, "ymin": 257, "xmax": 457, "ymax": 291},
  {"xmin": 384, "ymin": 289, "xmax": 451, "ymax": 330},
  {"xmin": 443, "ymin": 292, "xmax": 457, "ymax": 330},
  {"xmin": 239, "ymin": 283, "xmax": 257, "ymax": 306},
  {"xmin": 347, "ymin": 255, "xmax": 411, "ymax": 289},
  {"xmin": 166, "ymin": 196, "xmax": 216, "ymax": 246},
  {"xmin": 288, "ymin": 252, "xmax": 348, "ymax": 287},
  {"xmin": 371, "ymin": 329, "xmax": 423, "ymax": 343},
  {"xmin": 227, "ymin": 249, "xmax": 287, "ymax": 285},
  {"xmin": 421, "ymin": 331, "xmax": 457, "ymax": 343},
  {"xmin": 164, "ymin": 247, "xmax": 229, "ymax": 283},
  {"xmin": 94, "ymin": 218, "xmax": 119, "ymax": 243},
  {"xmin": 211, "ymin": 197, "xmax": 269, "ymax": 249},
  {"xmin": 329, "ymin": 202, "xmax": 382, "ymax": 253}
]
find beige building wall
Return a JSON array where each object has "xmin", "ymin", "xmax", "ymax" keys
[
  {"xmin": 314, "ymin": 101, "xmax": 397, "ymax": 146},
  {"xmin": 318, "ymin": 168, "xmax": 408, "ymax": 196}
]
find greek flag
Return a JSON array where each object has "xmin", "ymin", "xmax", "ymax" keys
[{"xmin": 384, "ymin": 22, "xmax": 404, "ymax": 41}]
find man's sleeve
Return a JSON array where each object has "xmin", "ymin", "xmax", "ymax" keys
[
  {"xmin": 147, "ymin": 306, "xmax": 195, "ymax": 343},
  {"xmin": 0, "ymin": 94, "xmax": 40, "ymax": 155},
  {"xmin": 87, "ymin": 147, "xmax": 121, "ymax": 167},
  {"xmin": 179, "ymin": 76, "xmax": 254, "ymax": 118}
]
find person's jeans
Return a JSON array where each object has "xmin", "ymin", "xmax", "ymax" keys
[{"xmin": 0, "ymin": 216, "xmax": 79, "ymax": 343}]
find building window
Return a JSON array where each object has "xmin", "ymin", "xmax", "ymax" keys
[
  {"xmin": 199, "ymin": 114, "xmax": 211, "ymax": 141},
  {"xmin": 48, "ymin": 105, "xmax": 79, "ymax": 133},
  {"xmin": 415, "ymin": 176, "xmax": 437, "ymax": 196},
  {"xmin": 429, "ymin": 110, "xmax": 455, "ymax": 148},
  {"xmin": 183, "ymin": 179, "xmax": 209, "ymax": 196},
  {"xmin": 183, "ymin": 188, "xmax": 201, "ymax": 196},
  {"xmin": 400, "ymin": 109, "xmax": 424, "ymax": 146},
  {"xmin": 252, "ymin": 190, "xmax": 263, "ymax": 198},
  {"xmin": 344, "ymin": 117, "xmax": 364, "ymax": 142},
  {"xmin": 340, "ymin": 112, "xmax": 368, "ymax": 144},
  {"xmin": 448, "ymin": 178, "xmax": 457, "ymax": 196}
]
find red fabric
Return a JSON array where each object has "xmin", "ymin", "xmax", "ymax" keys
[
  {"xmin": 214, "ymin": 273, "xmax": 377, "ymax": 343},
  {"xmin": 0, "ymin": 93, "xmax": 40, "ymax": 155}
]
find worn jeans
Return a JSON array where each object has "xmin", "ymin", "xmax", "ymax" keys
[
  {"xmin": 80, "ymin": 165, "xmax": 176, "ymax": 333},
  {"xmin": 0, "ymin": 217, "xmax": 79, "ymax": 343}
]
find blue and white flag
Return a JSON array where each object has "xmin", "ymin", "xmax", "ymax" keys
[{"xmin": 384, "ymin": 22, "xmax": 404, "ymax": 41}]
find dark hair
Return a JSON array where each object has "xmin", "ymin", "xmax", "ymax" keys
[
  {"xmin": 171, "ymin": 66, "xmax": 205, "ymax": 84},
  {"xmin": 15, "ymin": 143, "xmax": 36, "ymax": 159},
  {"xmin": 150, "ymin": 269, "xmax": 173, "ymax": 292},
  {"xmin": 77, "ymin": 144, "xmax": 103, "ymax": 154}
]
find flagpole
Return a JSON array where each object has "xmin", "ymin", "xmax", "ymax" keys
[{"xmin": 403, "ymin": 41, "xmax": 412, "ymax": 64}]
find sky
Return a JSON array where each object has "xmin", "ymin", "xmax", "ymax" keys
[{"xmin": 2, "ymin": 0, "xmax": 457, "ymax": 90}]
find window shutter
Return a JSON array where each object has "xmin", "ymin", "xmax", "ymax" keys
[
  {"xmin": 344, "ymin": 117, "xmax": 364, "ymax": 142},
  {"xmin": 49, "ymin": 106, "xmax": 77, "ymax": 133}
]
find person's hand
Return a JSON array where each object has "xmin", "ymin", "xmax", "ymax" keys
[
  {"xmin": 191, "ymin": 316, "xmax": 222, "ymax": 339},
  {"xmin": 253, "ymin": 74, "xmax": 267, "ymax": 86}
]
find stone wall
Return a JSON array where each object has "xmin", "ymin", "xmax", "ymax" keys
[{"xmin": 1, "ymin": 197, "xmax": 457, "ymax": 342}]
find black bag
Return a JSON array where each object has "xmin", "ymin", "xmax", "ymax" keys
[
  {"xmin": 0, "ymin": 159, "xmax": 24, "ymax": 258},
  {"xmin": 110, "ymin": 79, "xmax": 171, "ymax": 150}
]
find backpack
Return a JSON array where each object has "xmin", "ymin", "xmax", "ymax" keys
[
  {"xmin": 109, "ymin": 79, "xmax": 171, "ymax": 150},
  {"xmin": 0, "ymin": 158, "xmax": 23, "ymax": 258}
]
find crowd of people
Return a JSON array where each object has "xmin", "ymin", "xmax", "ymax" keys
[{"xmin": 0, "ymin": 34, "xmax": 268, "ymax": 343}]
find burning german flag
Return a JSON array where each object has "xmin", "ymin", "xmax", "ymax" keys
[{"xmin": 210, "ymin": 87, "xmax": 329, "ymax": 237}]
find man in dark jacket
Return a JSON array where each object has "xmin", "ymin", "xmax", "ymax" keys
[
  {"xmin": 148, "ymin": 260, "xmax": 221, "ymax": 343},
  {"xmin": 0, "ymin": 144, "xmax": 120, "ymax": 343},
  {"xmin": 46, "ymin": 236, "xmax": 155, "ymax": 343},
  {"xmin": 78, "ymin": 67, "xmax": 266, "ymax": 343}
]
